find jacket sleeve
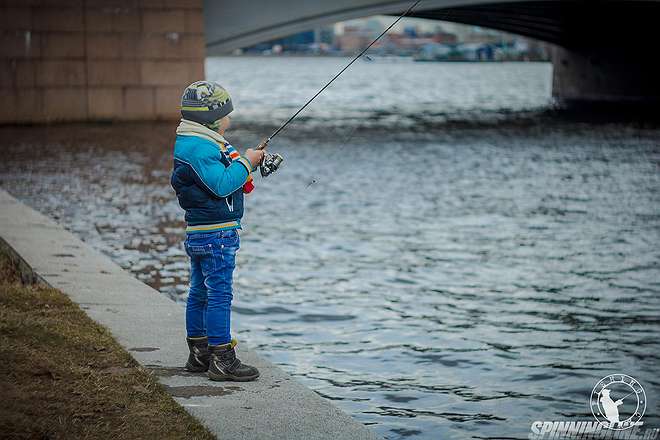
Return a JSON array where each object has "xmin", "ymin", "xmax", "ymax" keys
[{"xmin": 192, "ymin": 153, "xmax": 254, "ymax": 198}]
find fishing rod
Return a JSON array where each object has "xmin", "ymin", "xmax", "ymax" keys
[
  {"xmin": 597, "ymin": 389, "xmax": 636, "ymax": 402},
  {"xmin": 257, "ymin": 0, "xmax": 422, "ymax": 177},
  {"xmin": 615, "ymin": 390, "xmax": 636, "ymax": 402}
]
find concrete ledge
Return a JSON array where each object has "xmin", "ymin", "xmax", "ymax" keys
[{"xmin": 0, "ymin": 188, "xmax": 379, "ymax": 440}]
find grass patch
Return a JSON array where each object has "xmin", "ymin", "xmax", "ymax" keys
[{"xmin": 0, "ymin": 253, "xmax": 214, "ymax": 439}]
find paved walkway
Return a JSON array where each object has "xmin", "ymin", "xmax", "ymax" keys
[{"xmin": 0, "ymin": 188, "xmax": 379, "ymax": 440}]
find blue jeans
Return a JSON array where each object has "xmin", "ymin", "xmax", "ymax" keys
[{"xmin": 184, "ymin": 229, "xmax": 240, "ymax": 346}]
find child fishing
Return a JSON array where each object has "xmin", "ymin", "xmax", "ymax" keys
[
  {"xmin": 169, "ymin": 1, "xmax": 419, "ymax": 383},
  {"xmin": 171, "ymin": 81, "xmax": 265, "ymax": 381}
]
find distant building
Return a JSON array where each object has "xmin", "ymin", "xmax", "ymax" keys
[
  {"xmin": 431, "ymin": 31, "xmax": 458, "ymax": 44},
  {"xmin": 241, "ymin": 16, "xmax": 550, "ymax": 61},
  {"xmin": 403, "ymin": 25, "xmax": 418, "ymax": 38},
  {"xmin": 418, "ymin": 42, "xmax": 452, "ymax": 61},
  {"xmin": 336, "ymin": 25, "xmax": 373, "ymax": 52},
  {"xmin": 318, "ymin": 26, "xmax": 335, "ymax": 45},
  {"xmin": 244, "ymin": 26, "xmax": 335, "ymax": 54}
]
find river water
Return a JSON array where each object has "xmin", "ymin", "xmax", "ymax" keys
[{"xmin": 1, "ymin": 57, "xmax": 659, "ymax": 439}]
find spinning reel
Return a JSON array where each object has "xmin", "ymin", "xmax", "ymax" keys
[
  {"xmin": 260, "ymin": 152, "xmax": 284, "ymax": 177},
  {"xmin": 256, "ymin": 139, "xmax": 283, "ymax": 177}
]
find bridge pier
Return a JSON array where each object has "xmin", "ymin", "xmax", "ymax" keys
[
  {"xmin": 0, "ymin": 0, "xmax": 205, "ymax": 124},
  {"xmin": 551, "ymin": 45, "xmax": 660, "ymax": 110}
]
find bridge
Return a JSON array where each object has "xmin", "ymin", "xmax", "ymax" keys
[
  {"xmin": 205, "ymin": 0, "xmax": 660, "ymax": 109},
  {"xmin": 1, "ymin": 0, "xmax": 658, "ymax": 123}
]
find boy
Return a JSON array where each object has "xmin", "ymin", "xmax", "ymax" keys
[{"xmin": 171, "ymin": 81, "xmax": 264, "ymax": 381}]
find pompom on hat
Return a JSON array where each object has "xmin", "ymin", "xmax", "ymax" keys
[{"xmin": 180, "ymin": 81, "xmax": 234, "ymax": 130}]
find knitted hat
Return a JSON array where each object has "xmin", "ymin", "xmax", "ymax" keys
[{"xmin": 180, "ymin": 81, "xmax": 233, "ymax": 129}]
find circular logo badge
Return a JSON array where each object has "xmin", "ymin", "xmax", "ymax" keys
[{"xmin": 590, "ymin": 374, "xmax": 646, "ymax": 430}]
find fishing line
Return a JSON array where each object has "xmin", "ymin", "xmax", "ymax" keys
[
  {"xmin": 304, "ymin": 123, "xmax": 361, "ymax": 188},
  {"xmin": 258, "ymin": 0, "xmax": 422, "ymax": 151}
]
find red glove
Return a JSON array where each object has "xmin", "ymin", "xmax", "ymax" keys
[{"xmin": 243, "ymin": 176, "xmax": 255, "ymax": 193}]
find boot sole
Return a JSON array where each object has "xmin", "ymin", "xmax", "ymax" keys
[
  {"xmin": 185, "ymin": 362, "xmax": 209, "ymax": 373},
  {"xmin": 208, "ymin": 371, "xmax": 260, "ymax": 382}
]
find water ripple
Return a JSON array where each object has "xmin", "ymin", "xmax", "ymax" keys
[{"xmin": 1, "ymin": 59, "xmax": 659, "ymax": 439}]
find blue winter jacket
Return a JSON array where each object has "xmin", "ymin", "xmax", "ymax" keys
[{"xmin": 171, "ymin": 134, "xmax": 254, "ymax": 234}]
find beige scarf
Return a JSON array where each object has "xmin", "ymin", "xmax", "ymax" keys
[{"xmin": 176, "ymin": 119, "xmax": 228, "ymax": 151}]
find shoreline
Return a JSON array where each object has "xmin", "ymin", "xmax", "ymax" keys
[
  {"xmin": 0, "ymin": 188, "xmax": 380, "ymax": 440},
  {"xmin": 0, "ymin": 253, "xmax": 214, "ymax": 439}
]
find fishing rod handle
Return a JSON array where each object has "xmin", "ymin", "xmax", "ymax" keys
[{"xmin": 256, "ymin": 138, "xmax": 270, "ymax": 150}]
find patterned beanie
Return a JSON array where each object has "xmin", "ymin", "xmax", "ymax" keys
[{"xmin": 180, "ymin": 81, "xmax": 233, "ymax": 130}]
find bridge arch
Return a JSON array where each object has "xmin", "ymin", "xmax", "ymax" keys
[
  {"xmin": 204, "ymin": 0, "xmax": 499, "ymax": 54},
  {"xmin": 204, "ymin": 0, "xmax": 660, "ymax": 107}
]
